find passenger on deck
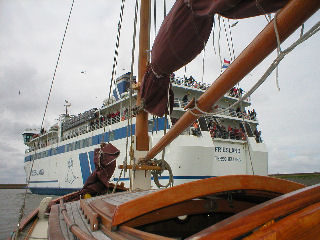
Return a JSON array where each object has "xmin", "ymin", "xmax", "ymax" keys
[
  {"xmin": 182, "ymin": 91, "xmax": 190, "ymax": 106},
  {"xmin": 191, "ymin": 121, "xmax": 201, "ymax": 137}
]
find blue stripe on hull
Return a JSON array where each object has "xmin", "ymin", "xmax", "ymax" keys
[
  {"xmin": 79, "ymin": 153, "xmax": 91, "ymax": 184},
  {"xmin": 29, "ymin": 180, "xmax": 58, "ymax": 183},
  {"xmin": 29, "ymin": 187, "xmax": 81, "ymax": 195}
]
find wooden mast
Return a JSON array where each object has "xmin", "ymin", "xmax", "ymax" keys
[
  {"xmin": 127, "ymin": 0, "xmax": 152, "ymax": 191},
  {"xmin": 136, "ymin": 0, "xmax": 151, "ymax": 151},
  {"xmin": 145, "ymin": 0, "xmax": 320, "ymax": 161}
]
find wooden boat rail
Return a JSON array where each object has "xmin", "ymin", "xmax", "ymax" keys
[
  {"xmin": 243, "ymin": 202, "xmax": 320, "ymax": 240},
  {"xmin": 48, "ymin": 204, "xmax": 66, "ymax": 240},
  {"xmin": 186, "ymin": 183, "xmax": 320, "ymax": 239},
  {"xmin": 84, "ymin": 175, "xmax": 304, "ymax": 228},
  {"xmin": 80, "ymin": 199, "xmax": 99, "ymax": 231},
  {"xmin": 59, "ymin": 199, "xmax": 96, "ymax": 240}
]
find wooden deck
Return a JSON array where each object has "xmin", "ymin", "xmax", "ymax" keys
[{"xmin": 44, "ymin": 175, "xmax": 320, "ymax": 239}]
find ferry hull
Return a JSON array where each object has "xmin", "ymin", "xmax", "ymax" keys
[{"xmin": 25, "ymin": 122, "xmax": 267, "ymax": 195}]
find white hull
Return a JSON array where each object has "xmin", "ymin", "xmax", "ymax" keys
[{"xmin": 24, "ymin": 118, "xmax": 267, "ymax": 195}]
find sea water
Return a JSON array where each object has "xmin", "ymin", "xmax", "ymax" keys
[{"xmin": 0, "ymin": 189, "xmax": 57, "ymax": 240}]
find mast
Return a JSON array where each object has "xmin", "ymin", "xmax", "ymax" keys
[
  {"xmin": 129, "ymin": 0, "xmax": 151, "ymax": 190},
  {"xmin": 136, "ymin": 0, "xmax": 151, "ymax": 151},
  {"xmin": 145, "ymin": 0, "xmax": 320, "ymax": 161}
]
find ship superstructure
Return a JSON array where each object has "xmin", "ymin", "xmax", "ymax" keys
[{"xmin": 23, "ymin": 73, "xmax": 267, "ymax": 195}]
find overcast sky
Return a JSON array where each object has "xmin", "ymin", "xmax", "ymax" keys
[{"xmin": 0, "ymin": 1, "xmax": 319, "ymax": 183}]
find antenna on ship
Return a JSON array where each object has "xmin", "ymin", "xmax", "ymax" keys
[{"xmin": 64, "ymin": 100, "xmax": 71, "ymax": 116}]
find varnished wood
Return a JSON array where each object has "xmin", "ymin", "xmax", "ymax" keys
[
  {"xmin": 244, "ymin": 202, "xmax": 320, "ymax": 240},
  {"xmin": 89, "ymin": 199, "xmax": 114, "ymax": 231},
  {"xmin": 18, "ymin": 208, "xmax": 39, "ymax": 231},
  {"xmin": 25, "ymin": 217, "xmax": 39, "ymax": 240},
  {"xmin": 80, "ymin": 199, "xmax": 99, "ymax": 231},
  {"xmin": 104, "ymin": 175, "xmax": 304, "ymax": 227},
  {"xmin": 119, "ymin": 225, "xmax": 174, "ymax": 240},
  {"xmin": 132, "ymin": 82, "xmax": 141, "ymax": 90},
  {"xmin": 186, "ymin": 184, "xmax": 320, "ymax": 240},
  {"xmin": 136, "ymin": 0, "xmax": 151, "ymax": 151},
  {"xmin": 48, "ymin": 204, "xmax": 66, "ymax": 240},
  {"xmin": 59, "ymin": 200, "xmax": 96, "ymax": 240},
  {"xmin": 145, "ymin": 0, "xmax": 320, "ymax": 160},
  {"xmin": 100, "ymin": 225, "xmax": 137, "ymax": 240},
  {"xmin": 123, "ymin": 198, "xmax": 256, "ymax": 227}
]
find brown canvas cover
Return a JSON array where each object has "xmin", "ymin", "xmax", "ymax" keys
[
  {"xmin": 65, "ymin": 143, "xmax": 120, "ymax": 201},
  {"xmin": 141, "ymin": 0, "xmax": 288, "ymax": 117}
]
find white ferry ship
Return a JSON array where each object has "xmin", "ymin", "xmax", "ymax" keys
[{"xmin": 23, "ymin": 72, "xmax": 267, "ymax": 195}]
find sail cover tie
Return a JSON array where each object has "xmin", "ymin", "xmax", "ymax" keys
[{"xmin": 140, "ymin": 0, "xmax": 288, "ymax": 117}]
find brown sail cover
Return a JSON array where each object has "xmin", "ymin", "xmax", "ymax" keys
[
  {"xmin": 65, "ymin": 143, "xmax": 120, "ymax": 201},
  {"xmin": 141, "ymin": 0, "xmax": 288, "ymax": 117}
]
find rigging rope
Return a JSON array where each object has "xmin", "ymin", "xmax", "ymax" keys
[
  {"xmin": 16, "ymin": 1, "xmax": 76, "ymax": 237},
  {"xmin": 154, "ymin": 0, "xmax": 157, "ymax": 36},
  {"xmin": 201, "ymin": 42, "xmax": 206, "ymax": 83},
  {"xmin": 273, "ymin": 11, "xmax": 281, "ymax": 91},
  {"xmin": 107, "ymin": 0, "xmax": 126, "ymax": 103},
  {"xmin": 222, "ymin": 17, "xmax": 233, "ymax": 62},
  {"xmin": 40, "ymin": 0, "xmax": 75, "ymax": 130},
  {"xmin": 217, "ymin": 16, "xmax": 223, "ymax": 72},
  {"xmin": 189, "ymin": 20, "xmax": 320, "ymax": 117},
  {"xmin": 113, "ymin": 0, "xmax": 139, "ymax": 193},
  {"xmin": 227, "ymin": 19, "xmax": 236, "ymax": 61},
  {"xmin": 212, "ymin": 16, "xmax": 217, "ymax": 55}
]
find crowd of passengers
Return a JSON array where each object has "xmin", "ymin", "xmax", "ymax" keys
[
  {"xmin": 233, "ymin": 107, "xmax": 257, "ymax": 120},
  {"xmin": 171, "ymin": 76, "xmax": 210, "ymax": 90},
  {"xmin": 171, "ymin": 76, "xmax": 247, "ymax": 101},
  {"xmin": 208, "ymin": 121, "xmax": 245, "ymax": 140},
  {"xmin": 207, "ymin": 121, "xmax": 262, "ymax": 143},
  {"xmin": 229, "ymin": 87, "xmax": 244, "ymax": 98},
  {"xmin": 88, "ymin": 107, "xmax": 140, "ymax": 130}
]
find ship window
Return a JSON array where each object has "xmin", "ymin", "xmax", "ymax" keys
[
  {"xmin": 109, "ymin": 131, "xmax": 114, "ymax": 141},
  {"xmin": 81, "ymin": 139, "xmax": 86, "ymax": 148},
  {"xmin": 75, "ymin": 141, "xmax": 80, "ymax": 150},
  {"xmin": 88, "ymin": 137, "xmax": 92, "ymax": 146}
]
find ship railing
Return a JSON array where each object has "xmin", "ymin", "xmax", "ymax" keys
[
  {"xmin": 213, "ymin": 107, "xmax": 257, "ymax": 121},
  {"xmin": 227, "ymin": 88, "xmax": 251, "ymax": 102},
  {"xmin": 171, "ymin": 77, "xmax": 210, "ymax": 91}
]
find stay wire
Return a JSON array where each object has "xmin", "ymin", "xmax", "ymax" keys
[
  {"xmin": 222, "ymin": 17, "xmax": 233, "ymax": 62},
  {"xmin": 189, "ymin": 20, "xmax": 320, "ymax": 118},
  {"xmin": 113, "ymin": 0, "xmax": 139, "ymax": 193},
  {"xmin": 154, "ymin": 0, "xmax": 157, "ymax": 36},
  {"xmin": 217, "ymin": 16, "xmax": 223, "ymax": 71},
  {"xmin": 107, "ymin": 0, "xmax": 126, "ymax": 103},
  {"xmin": 16, "ymin": 1, "xmax": 75, "ymax": 237},
  {"xmin": 227, "ymin": 19, "xmax": 236, "ymax": 61},
  {"xmin": 40, "ymin": 0, "xmax": 75, "ymax": 130}
]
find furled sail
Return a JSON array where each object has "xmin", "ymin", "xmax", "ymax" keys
[
  {"xmin": 141, "ymin": 0, "xmax": 288, "ymax": 117},
  {"xmin": 65, "ymin": 142, "xmax": 120, "ymax": 201}
]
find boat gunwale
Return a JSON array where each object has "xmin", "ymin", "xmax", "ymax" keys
[{"xmin": 85, "ymin": 175, "xmax": 305, "ymax": 227}]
